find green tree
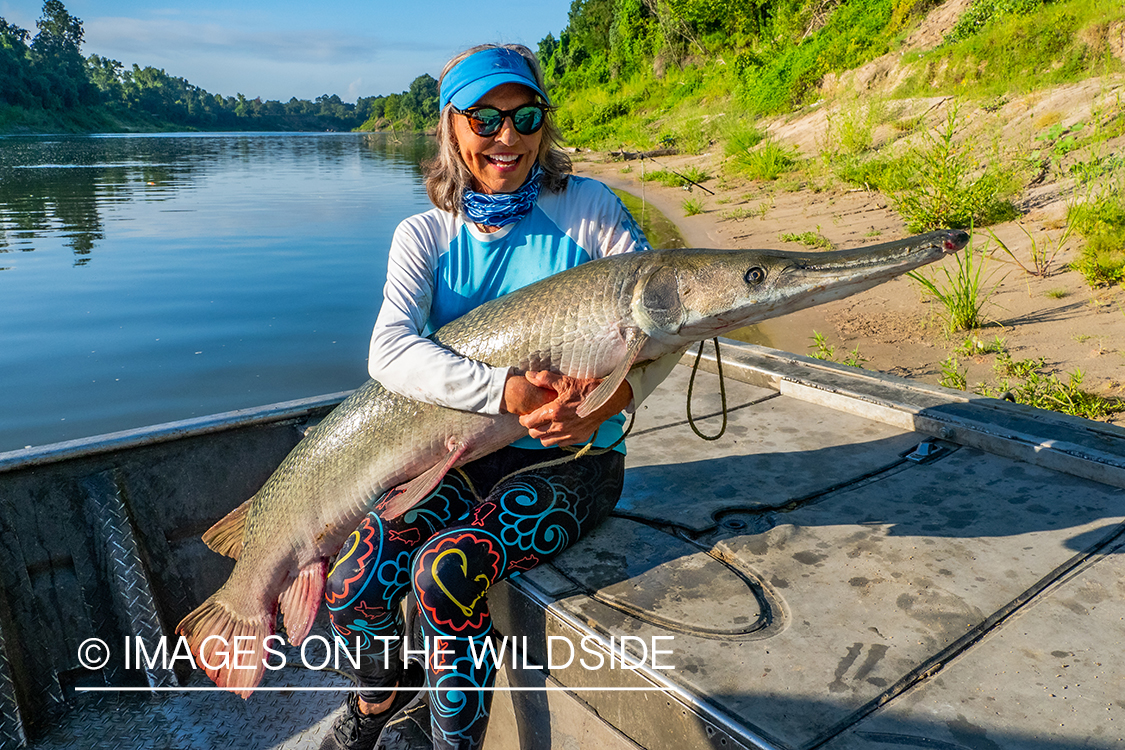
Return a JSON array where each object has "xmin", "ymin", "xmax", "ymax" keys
[
  {"xmin": 31, "ymin": 0, "xmax": 95, "ymax": 106},
  {"xmin": 0, "ymin": 18, "xmax": 34, "ymax": 106}
]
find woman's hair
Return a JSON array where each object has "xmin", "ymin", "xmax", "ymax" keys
[{"xmin": 424, "ymin": 43, "xmax": 571, "ymax": 214}]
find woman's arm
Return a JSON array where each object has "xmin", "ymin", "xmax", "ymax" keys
[{"xmin": 369, "ymin": 217, "xmax": 511, "ymax": 414}]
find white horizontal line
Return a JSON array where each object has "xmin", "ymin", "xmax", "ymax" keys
[{"xmin": 76, "ymin": 686, "xmax": 675, "ymax": 693}]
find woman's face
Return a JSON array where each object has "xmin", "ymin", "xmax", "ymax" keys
[{"xmin": 453, "ymin": 82, "xmax": 543, "ymax": 195}]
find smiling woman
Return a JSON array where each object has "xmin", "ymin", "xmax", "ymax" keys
[{"xmin": 309, "ymin": 43, "xmax": 682, "ymax": 750}]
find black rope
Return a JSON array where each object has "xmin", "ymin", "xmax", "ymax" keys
[{"xmin": 686, "ymin": 338, "xmax": 727, "ymax": 440}]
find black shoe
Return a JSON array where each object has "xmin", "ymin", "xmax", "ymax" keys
[
  {"xmin": 319, "ymin": 665, "xmax": 424, "ymax": 750},
  {"xmin": 374, "ymin": 690, "xmax": 432, "ymax": 750}
]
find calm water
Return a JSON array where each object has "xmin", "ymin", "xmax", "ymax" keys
[{"xmin": 0, "ymin": 132, "xmax": 437, "ymax": 452}]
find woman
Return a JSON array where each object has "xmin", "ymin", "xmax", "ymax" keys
[{"xmin": 319, "ymin": 43, "xmax": 676, "ymax": 750}]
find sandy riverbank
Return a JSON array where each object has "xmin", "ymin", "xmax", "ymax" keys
[{"xmin": 574, "ymin": 146, "xmax": 1125, "ymax": 428}]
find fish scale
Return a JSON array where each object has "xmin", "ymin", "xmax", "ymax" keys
[{"xmin": 176, "ymin": 229, "xmax": 969, "ymax": 697}]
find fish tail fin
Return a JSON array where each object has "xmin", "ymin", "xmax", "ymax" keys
[
  {"xmin": 278, "ymin": 560, "xmax": 326, "ymax": 645},
  {"xmin": 176, "ymin": 592, "xmax": 272, "ymax": 699},
  {"xmin": 202, "ymin": 499, "xmax": 251, "ymax": 559}
]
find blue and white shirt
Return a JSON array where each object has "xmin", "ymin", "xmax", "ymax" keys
[{"xmin": 369, "ymin": 176, "xmax": 675, "ymax": 451}]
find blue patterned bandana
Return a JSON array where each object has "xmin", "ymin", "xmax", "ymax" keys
[{"xmin": 461, "ymin": 163, "xmax": 543, "ymax": 228}]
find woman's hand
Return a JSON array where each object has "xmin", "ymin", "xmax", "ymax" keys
[{"xmin": 503, "ymin": 370, "xmax": 632, "ymax": 448}]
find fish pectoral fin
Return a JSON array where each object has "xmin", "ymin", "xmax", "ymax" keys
[
  {"xmin": 377, "ymin": 440, "xmax": 469, "ymax": 519},
  {"xmin": 576, "ymin": 328, "xmax": 649, "ymax": 418},
  {"xmin": 202, "ymin": 498, "xmax": 252, "ymax": 559},
  {"xmin": 278, "ymin": 560, "xmax": 327, "ymax": 646}
]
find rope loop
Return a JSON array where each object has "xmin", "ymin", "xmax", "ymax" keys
[{"xmin": 687, "ymin": 338, "xmax": 727, "ymax": 441}]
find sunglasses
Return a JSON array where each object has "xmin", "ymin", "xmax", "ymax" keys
[{"xmin": 455, "ymin": 103, "xmax": 550, "ymax": 137}]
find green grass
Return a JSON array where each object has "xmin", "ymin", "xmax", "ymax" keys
[
  {"xmin": 720, "ymin": 206, "xmax": 757, "ymax": 221},
  {"xmin": 978, "ymin": 353, "xmax": 1125, "ymax": 420},
  {"xmin": 809, "ymin": 331, "xmax": 866, "ymax": 368},
  {"xmin": 730, "ymin": 139, "xmax": 797, "ymax": 181},
  {"xmin": 680, "ymin": 166, "xmax": 711, "ymax": 184},
  {"xmin": 956, "ymin": 334, "xmax": 1008, "ymax": 356},
  {"xmin": 825, "ymin": 98, "xmax": 890, "ymax": 156},
  {"xmin": 682, "ymin": 196, "xmax": 704, "ymax": 216},
  {"xmin": 640, "ymin": 169, "xmax": 688, "ymax": 187},
  {"xmin": 1070, "ymin": 231, "xmax": 1125, "ymax": 286},
  {"xmin": 940, "ymin": 354, "xmax": 969, "ymax": 390},
  {"xmin": 989, "ymin": 223, "xmax": 1072, "ymax": 278},
  {"xmin": 723, "ymin": 121, "xmax": 766, "ymax": 158},
  {"xmin": 1067, "ymin": 182, "xmax": 1125, "ymax": 286},
  {"xmin": 908, "ymin": 237, "xmax": 998, "ymax": 333},
  {"xmin": 898, "ymin": 0, "xmax": 1125, "ymax": 99},
  {"xmin": 639, "ymin": 165, "xmax": 712, "ymax": 189},
  {"xmin": 832, "ymin": 151, "xmax": 920, "ymax": 193},
  {"xmin": 779, "ymin": 229, "xmax": 834, "ymax": 250}
]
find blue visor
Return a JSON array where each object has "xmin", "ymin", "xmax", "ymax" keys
[{"xmin": 439, "ymin": 47, "xmax": 549, "ymax": 111}]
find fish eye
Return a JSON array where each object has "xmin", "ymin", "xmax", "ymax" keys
[{"xmin": 744, "ymin": 266, "xmax": 766, "ymax": 285}]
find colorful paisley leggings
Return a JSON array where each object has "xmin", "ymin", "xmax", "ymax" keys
[{"xmin": 324, "ymin": 445, "xmax": 624, "ymax": 749}]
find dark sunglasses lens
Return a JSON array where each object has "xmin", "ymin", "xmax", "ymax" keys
[
  {"xmin": 513, "ymin": 106, "xmax": 545, "ymax": 134},
  {"xmin": 469, "ymin": 109, "xmax": 503, "ymax": 136}
]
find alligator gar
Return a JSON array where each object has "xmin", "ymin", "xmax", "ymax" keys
[{"xmin": 176, "ymin": 229, "xmax": 969, "ymax": 696}]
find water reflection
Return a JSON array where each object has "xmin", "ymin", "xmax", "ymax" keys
[
  {"xmin": 0, "ymin": 132, "xmax": 437, "ymax": 451},
  {"xmin": 0, "ymin": 133, "xmax": 435, "ymax": 263}
]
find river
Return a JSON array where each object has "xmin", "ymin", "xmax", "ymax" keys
[{"xmin": 0, "ymin": 132, "xmax": 436, "ymax": 452}]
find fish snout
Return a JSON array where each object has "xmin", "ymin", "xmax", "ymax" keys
[{"xmin": 942, "ymin": 229, "xmax": 971, "ymax": 253}]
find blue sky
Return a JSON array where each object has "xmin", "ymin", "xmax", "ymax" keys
[{"xmin": 0, "ymin": 1, "xmax": 571, "ymax": 102}]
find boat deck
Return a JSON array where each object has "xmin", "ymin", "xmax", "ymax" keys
[{"xmin": 1, "ymin": 342, "xmax": 1122, "ymax": 749}]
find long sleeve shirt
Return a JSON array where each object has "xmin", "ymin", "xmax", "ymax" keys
[{"xmin": 368, "ymin": 176, "xmax": 679, "ymax": 452}]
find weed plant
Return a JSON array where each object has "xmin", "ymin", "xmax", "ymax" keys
[
  {"xmin": 908, "ymin": 236, "xmax": 998, "ymax": 333},
  {"xmin": 809, "ymin": 332, "xmax": 866, "ymax": 368},
  {"xmin": 989, "ymin": 223, "xmax": 1072, "ymax": 278},
  {"xmin": 890, "ymin": 108, "xmax": 1019, "ymax": 232},
  {"xmin": 825, "ymin": 99, "xmax": 888, "ymax": 156},
  {"xmin": 939, "ymin": 355, "xmax": 968, "ymax": 390},
  {"xmin": 957, "ymin": 334, "xmax": 1007, "ymax": 356},
  {"xmin": 640, "ymin": 169, "xmax": 683, "ymax": 187},
  {"xmin": 1067, "ymin": 182, "xmax": 1125, "ymax": 286},
  {"xmin": 809, "ymin": 331, "xmax": 835, "ymax": 361},
  {"xmin": 682, "ymin": 197, "xmax": 704, "ymax": 216},
  {"xmin": 730, "ymin": 140, "xmax": 797, "ymax": 181},
  {"xmin": 978, "ymin": 353, "xmax": 1124, "ymax": 420},
  {"xmin": 780, "ymin": 229, "xmax": 834, "ymax": 250}
]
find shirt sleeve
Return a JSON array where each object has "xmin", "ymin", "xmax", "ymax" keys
[
  {"xmin": 367, "ymin": 216, "xmax": 510, "ymax": 414},
  {"xmin": 581, "ymin": 179, "xmax": 654, "ymax": 259}
]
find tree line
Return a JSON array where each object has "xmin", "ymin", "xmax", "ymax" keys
[{"xmin": 0, "ymin": 0, "xmax": 440, "ymax": 132}]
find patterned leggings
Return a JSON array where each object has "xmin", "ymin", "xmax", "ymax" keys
[{"xmin": 324, "ymin": 445, "xmax": 624, "ymax": 750}]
